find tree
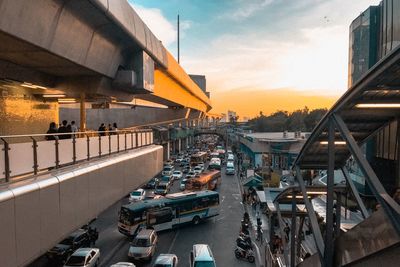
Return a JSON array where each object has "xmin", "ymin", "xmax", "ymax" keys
[{"xmin": 248, "ymin": 108, "xmax": 328, "ymax": 132}]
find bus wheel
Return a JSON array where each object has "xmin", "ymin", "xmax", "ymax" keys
[{"xmin": 192, "ymin": 216, "xmax": 201, "ymax": 225}]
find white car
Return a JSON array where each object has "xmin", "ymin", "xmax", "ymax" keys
[
  {"xmin": 111, "ymin": 263, "xmax": 136, "ymax": 267},
  {"xmin": 64, "ymin": 248, "xmax": 100, "ymax": 267},
  {"xmin": 172, "ymin": 171, "xmax": 183, "ymax": 180},
  {"xmin": 162, "ymin": 166, "xmax": 174, "ymax": 176},
  {"xmin": 193, "ymin": 166, "xmax": 202, "ymax": 175},
  {"xmin": 129, "ymin": 189, "xmax": 145, "ymax": 202},
  {"xmin": 153, "ymin": 254, "xmax": 178, "ymax": 267}
]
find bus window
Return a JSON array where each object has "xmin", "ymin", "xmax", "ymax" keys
[
  {"xmin": 179, "ymin": 201, "xmax": 193, "ymax": 213},
  {"xmin": 147, "ymin": 208, "xmax": 173, "ymax": 225}
]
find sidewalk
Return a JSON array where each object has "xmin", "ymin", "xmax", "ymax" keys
[{"xmin": 241, "ymin": 201, "xmax": 268, "ymax": 267}]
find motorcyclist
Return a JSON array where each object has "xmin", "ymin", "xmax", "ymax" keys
[{"xmin": 237, "ymin": 238, "xmax": 253, "ymax": 258}]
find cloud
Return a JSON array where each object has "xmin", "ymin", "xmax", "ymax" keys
[
  {"xmin": 129, "ymin": 3, "xmax": 177, "ymax": 46},
  {"xmin": 221, "ymin": 0, "xmax": 273, "ymax": 21}
]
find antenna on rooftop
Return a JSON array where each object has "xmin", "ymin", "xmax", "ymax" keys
[{"xmin": 177, "ymin": 13, "xmax": 180, "ymax": 64}]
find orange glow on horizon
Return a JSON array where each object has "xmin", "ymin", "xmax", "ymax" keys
[{"xmin": 209, "ymin": 88, "xmax": 338, "ymax": 118}]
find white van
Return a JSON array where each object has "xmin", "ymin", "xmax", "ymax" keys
[
  {"xmin": 190, "ymin": 244, "xmax": 216, "ymax": 267},
  {"xmin": 226, "ymin": 161, "xmax": 235, "ymax": 175}
]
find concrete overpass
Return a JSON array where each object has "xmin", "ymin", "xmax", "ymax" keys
[
  {"xmin": 0, "ymin": 0, "xmax": 212, "ymax": 136},
  {"xmin": 0, "ymin": 1, "xmax": 218, "ymax": 266}
]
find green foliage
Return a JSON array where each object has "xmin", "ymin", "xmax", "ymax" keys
[{"xmin": 248, "ymin": 107, "xmax": 327, "ymax": 132}]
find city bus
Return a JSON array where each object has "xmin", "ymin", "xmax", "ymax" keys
[
  {"xmin": 190, "ymin": 152, "xmax": 208, "ymax": 166},
  {"xmin": 118, "ymin": 190, "xmax": 220, "ymax": 235},
  {"xmin": 185, "ymin": 170, "xmax": 221, "ymax": 191}
]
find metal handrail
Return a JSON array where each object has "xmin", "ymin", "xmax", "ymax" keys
[
  {"xmin": 0, "ymin": 129, "xmax": 151, "ymax": 139},
  {"xmin": 0, "ymin": 129, "xmax": 154, "ymax": 183}
]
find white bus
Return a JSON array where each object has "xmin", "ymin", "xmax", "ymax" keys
[{"xmin": 118, "ymin": 191, "xmax": 220, "ymax": 236}]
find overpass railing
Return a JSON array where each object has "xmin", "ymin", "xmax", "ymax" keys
[{"xmin": 0, "ymin": 129, "xmax": 153, "ymax": 183}]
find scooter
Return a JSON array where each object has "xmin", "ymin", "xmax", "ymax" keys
[{"xmin": 235, "ymin": 246, "xmax": 255, "ymax": 263}]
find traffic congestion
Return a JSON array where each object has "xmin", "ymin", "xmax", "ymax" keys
[{"xmin": 30, "ymin": 135, "xmax": 256, "ymax": 267}]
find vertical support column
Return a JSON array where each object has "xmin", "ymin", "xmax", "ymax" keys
[
  {"xmin": 335, "ymin": 192, "xmax": 341, "ymax": 237},
  {"xmin": 1, "ymin": 138, "xmax": 10, "ymax": 182},
  {"xmin": 396, "ymin": 118, "xmax": 400, "ymax": 187},
  {"xmin": 290, "ymin": 189, "xmax": 296, "ymax": 267},
  {"xmin": 30, "ymin": 137, "xmax": 38, "ymax": 175},
  {"xmin": 325, "ymin": 118, "xmax": 335, "ymax": 267},
  {"xmin": 80, "ymin": 92, "xmax": 86, "ymax": 132}
]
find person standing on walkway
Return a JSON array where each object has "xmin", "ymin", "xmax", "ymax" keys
[
  {"xmin": 46, "ymin": 122, "xmax": 58, "ymax": 140},
  {"xmin": 58, "ymin": 120, "xmax": 71, "ymax": 139},
  {"xmin": 70, "ymin": 120, "xmax": 78, "ymax": 133},
  {"xmin": 98, "ymin": 123, "xmax": 106, "ymax": 136},
  {"xmin": 112, "ymin": 122, "xmax": 118, "ymax": 134}
]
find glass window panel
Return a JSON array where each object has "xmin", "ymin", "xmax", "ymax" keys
[{"xmin": 9, "ymin": 142, "xmax": 34, "ymax": 176}]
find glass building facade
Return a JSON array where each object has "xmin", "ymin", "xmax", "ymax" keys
[
  {"xmin": 348, "ymin": 6, "xmax": 380, "ymax": 88},
  {"xmin": 348, "ymin": 0, "xmax": 400, "ymax": 193},
  {"xmin": 380, "ymin": 0, "xmax": 400, "ymax": 58}
]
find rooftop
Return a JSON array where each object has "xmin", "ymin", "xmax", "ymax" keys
[{"xmin": 244, "ymin": 132, "xmax": 309, "ymax": 143}]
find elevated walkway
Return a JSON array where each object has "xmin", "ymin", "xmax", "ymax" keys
[{"xmin": 0, "ymin": 144, "xmax": 163, "ymax": 267}]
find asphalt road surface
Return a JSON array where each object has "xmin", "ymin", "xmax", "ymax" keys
[{"xmin": 30, "ymin": 163, "xmax": 255, "ymax": 267}]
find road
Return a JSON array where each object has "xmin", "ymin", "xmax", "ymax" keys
[{"xmin": 30, "ymin": 162, "xmax": 254, "ymax": 267}]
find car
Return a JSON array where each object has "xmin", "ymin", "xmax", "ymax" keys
[
  {"xmin": 162, "ymin": 166, "xmax": 174, "ymax": 176},
  {"xmin": 186, "ymin": 171, "xmax": 196, "ymax": 179},
  {"xmin": 189, "ymin": 244, "xmax": 216, "ymax": 267},
  {"xmin": 154, "ymin": 184, "xmax": 169, "ymax": 195},
  {"xmin": 153, "ymin": 254, "xmax": 178, "ymax": 267},
  {"xmin": 129, "ymin": 189, "xmax": 145, "ymax": 202},
  {"xmin": 227, "ymin": 154, "xmax": 234, "ymax": 162},
  {"xmin": 145, "ymin": 178, "xmax": 159, "ymax": 189},
  {"xmin": 175, "ymin": 157, "xmax": 184, "ymax": 163},
  {"xmin": 47, "ymin": 229, "xmax": 92, "ymax": 263},
  {"xmin": 128, "ymin": 229, "xmax": 158, "ymax": 261},
  {"xmin": 180, "ymin": 179, "xmax": 188, "ymax": 191},
  {"xmin": 172, "ymin": 171, "xmax": 183, "ymax": 180},
  {"xmin": 209, "ymin": 158, "xmax": 221, "ymax": 170},
  {"xmin": 182, "ymin": 165, "xmax": 190, "ymax": 174},
  {"xmin": 63, "ymin": 248, "xmax": 100, "ymax": 267},
  {"xmin": 110, "ymin": 263, "xmax": 136, "ymax": 267},
  {"xmin": 226, "ymin": 162, "xmax": 235, "ymax": 175},
  {"xmin": 193, "ymin": 166, "xmax": 202, "ymax": 175},
  {"xmin": 160, "ymin": 176, "xmax": 172, "ymax": 186},
  {"xmin": 197, "ymin": 163, "xmax": 205, "ymax": 170}
]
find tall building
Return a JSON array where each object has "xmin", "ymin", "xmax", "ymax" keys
[
  {"xmin": 348, "ymin": 0, "xmax": 400, "ymax": 193},
  {"xmin": 380, "ymin": 0, "xmax": 400, "ymax": 58},
  {"xmin": 348, "ymin": 6, "xmax": 380, "ymax": 88}
]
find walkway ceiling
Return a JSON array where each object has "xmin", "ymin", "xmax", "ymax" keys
[{"xmin": 294, "ymin": 45, "xmax": 400, "ymax": 169}]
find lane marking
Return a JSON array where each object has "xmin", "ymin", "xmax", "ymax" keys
[{"xmin": 167, "ymin": 230, "xmax": 179, "ymax": 254}]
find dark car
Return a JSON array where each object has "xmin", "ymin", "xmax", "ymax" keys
[
  {"xmin": 46, "ymin": 228, "xmax": 94, "ymax": 263},
  {"xmin": 145, "ymin": 177, "xmax": 159, "ymax": 189}
]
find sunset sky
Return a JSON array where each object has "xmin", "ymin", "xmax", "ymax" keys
[{"xmin": 130, "ymin": 0, "xmax": 381, "ymax": 118}]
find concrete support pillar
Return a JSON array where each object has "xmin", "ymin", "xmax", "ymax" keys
[
  {"xmin": 178, "ymin": 138, "xmax": 182, "ymax": 153},
  {"xmin": 80, "ymin": 92, "xmax": 86, "ymax": 132},
  {"xmin": 163, "ymin": 142, "xmax": 170, "ymax": 161}
]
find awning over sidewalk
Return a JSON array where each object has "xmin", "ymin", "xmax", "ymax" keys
[{"xmin": 242, "ymin": 175, "xmax": 263, "ymax": 187}]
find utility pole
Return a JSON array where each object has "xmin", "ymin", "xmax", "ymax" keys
[{"xmin": 177, "ymin": 14, "xmax": 180, "ymax": 64}]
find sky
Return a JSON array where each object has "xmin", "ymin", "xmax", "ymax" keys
[{"xmin": 129, "ymin": 0, "xmax": 382, "ymax": 118}]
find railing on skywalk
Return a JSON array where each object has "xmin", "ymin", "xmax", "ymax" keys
[{"xmin": 0, "ymin": 129, "xmax": 154, "ymax": 183}]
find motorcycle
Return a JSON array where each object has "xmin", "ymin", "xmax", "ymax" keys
[
  {"xmin": 236, "ymin": 233, "xmax": 252, "ymax": 247},
  {"xmin": 235, "ymin": 246, "xmax": 255, "ymax": 263}
]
